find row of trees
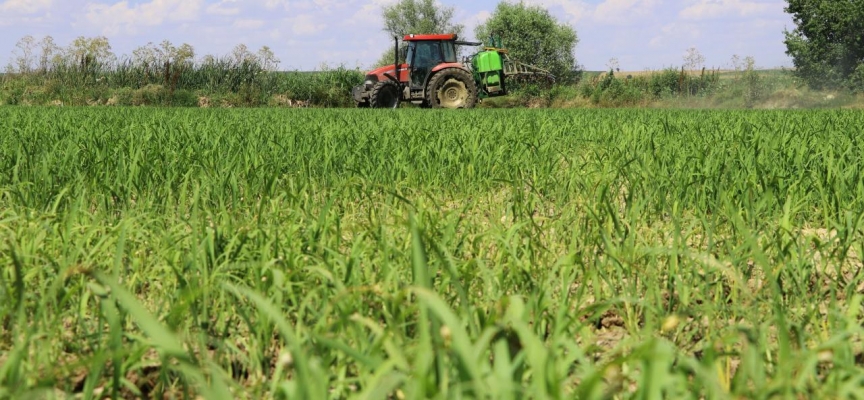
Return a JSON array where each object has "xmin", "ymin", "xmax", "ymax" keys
[
  {"xmin": 7, "ymin": 36, "xmax": 114, "ymax": 73},
  {"xmin": 5, "ymin": 36, "xmax": 282, "ymax": 74}
]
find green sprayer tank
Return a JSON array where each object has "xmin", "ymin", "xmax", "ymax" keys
[{"xmin": 472, "ymin": 50, "xmax": 506, "ymax": 97}]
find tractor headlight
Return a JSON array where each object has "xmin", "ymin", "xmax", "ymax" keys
[{"xmin": 363, "ymin": 75, "xmax": 378, "ymax": 89}]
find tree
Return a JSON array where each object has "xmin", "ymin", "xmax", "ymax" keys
[
  {"xmin": 8, "ymin": 35, "xmax": 36, "ymax": 73},
  {"xmin": 132, "ymin": 42, "xmax": 160, "ymax": 67},
  {"xmin": 158, "ymin": 40, "xmax": 195, "ymax": 66},
  {"xmin": 375, "ymin": 0, "xmax": 464, "ymax": 66},
  {"xmin": 66, "ymin": 36, "xmax": 115, "ymax": 68},
  {"xmin": 6, "ymin": 35, "xmax": 111, "ymax": 73},
  {"xmin": 606, "ymin": 57, "xmax": 620, "ymax": 72},
  {"xmin": 231, "ymin": 44, "xmax": 256, "ymax": 64},
  {"xmin": 783, "ymin": 0, "xmax": 864, "ymax": 90},
  {"xmin": 257, "ymin": 46, "xmax": 280, "ymax": 71},
  {"xmin": 37, "ymin": 36, "xmax": 60, "ymax": 72},
  {"xmin": 382, "ymin": 0, "xmax": 463, "ymax": 38},
  {"xmin": 683, "ymin": 47, "xmax": 705, "ymax": 71},
  {"xmin": 132, "ymin": 40, "xmax": 195, "ymax": 68},
  {"xmin": 475, "ymin": 1, "xmax": 579, "ymax": 81}
]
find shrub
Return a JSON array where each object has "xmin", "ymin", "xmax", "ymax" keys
[
  {"xmin": 648, "ymin": 68, "xmax": 681, "ymax": 98},
  {"xmin": 108, "ymin": 87, "xmax": 134, "ymax": 106},
  {"xmin": 547, "ymin": 85, "xmax": 579, "ymax": 102},
  {"xmin": 3, "ymin": 82, "xmax": 27, "ymax": 105},
  {"xmin": 849, "ymin": 63, "xmax": 864, "ymax": 94},
  {"xmin": 171, "ymin": 89, "xmax": 198, "ymax": 107},
  {"xmin": 577, "ymin": 78, "xmax": 595, "ymax": 99},
  {"xmin": 131, "ymin": 84, "xmax": 169, "ymax": 106}
]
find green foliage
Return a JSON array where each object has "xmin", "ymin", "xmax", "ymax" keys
[
  {"xmin": 126, "ymin": 85, "xmax": 197, "ymax": 107},
  {"xmin": 650, "ymin": 68, "xmax": 684, "ymax": 98},
  {"xmin": 850, "ymin": 63, "xmax": 864, "ymax": 93},
  {"xmin": 376, "ymin": 0, "xmax": 465, "ymax": 67},
  {"xmin": 475, "ymin": 1, "xmax": 579, "ymax": 81},
  {"xmin": 583, "ymin": 72, "xmax": 641, "ymax": 106},
  {"xmin": 66, "ymin": 36, "xmax": 116, "ymax": 67},
  {"xmin": 783, "ymin": 0, "xmax": 864, "ymax": 89},
  {"xmin": 556, "ymin": 68, "xmax": 720, "ymax": 107},
  {"xmin": 2, "ymin": 108, "xmax": 864, "ymax": 398},
  {"xmin": 0, "ymin": 57, "xmax": 364, "ymax": 107},
  {"xmin": 2, "ymin": 35, "xmax": 365, "ymax": 107},
  {"xmin": 131, "ymin": 40, "xmax": 196, "ymax": 69},
  {"xmin": 597, "ymin": 76, "xmax": 642, "ymax": 106},
  {"xmin": 130, "ymin": 84, "xmax": 168, "ymax": 106},
  {"xmin": 374, "ymin": 48, "xmax": 404, "ymax": 69},
  {"xmin": 382, "ymin": 0, "xmax": 464, "ymax": 37},
  {"xmin": 742, "ymin": 66, "xmax": 765, "ymax": 107}
]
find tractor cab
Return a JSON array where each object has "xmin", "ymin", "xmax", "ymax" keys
[{"xmin": 403, "ymin": 34, "xmax": 459, "ymax": 92}]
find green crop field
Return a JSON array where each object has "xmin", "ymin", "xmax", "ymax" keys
[{"xmin": 1, "ymin": 107, "xmax": 863, "ymax": 399}]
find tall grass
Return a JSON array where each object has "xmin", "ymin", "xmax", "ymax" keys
[
  {"xmin": 0, "ymin": 57, "xmax": 363, "ymax": 107},
  {"xmin": 1, "ymin": 107, "xmax": 863, "ymax": 398},
  {"xmin": 483, "ymin": 68, "xmax": 723, "ymax": 108}
]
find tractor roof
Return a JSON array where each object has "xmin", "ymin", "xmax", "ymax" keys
[{"xmin": 402, "ymin": 34, "xmax": 457, "ymax": 42}]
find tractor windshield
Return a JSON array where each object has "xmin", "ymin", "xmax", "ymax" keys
[{"xmin": 415, "ymin": 42, "xmax": 441, "ymax": 67}]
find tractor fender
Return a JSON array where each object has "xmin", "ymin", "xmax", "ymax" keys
[
  {"xmin": 365, "ymin": 63, "xmax": 410, "ymax": 83},
  {"xmin": 430, "ymin": 63, "xmax": 468, "ymax": 75}
]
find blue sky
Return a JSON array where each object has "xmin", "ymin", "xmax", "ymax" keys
[{"xmin": 0, "ymin": 0, "xmax": 794, "ymax": 71}]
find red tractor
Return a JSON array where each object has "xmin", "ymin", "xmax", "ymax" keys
[{"xmin": 352, "ymin": 34, "xmax": 551, "ymax": 109}]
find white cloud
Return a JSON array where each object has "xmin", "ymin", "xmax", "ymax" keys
[
  {"xmin": 207, "ymin": 0, "xmax": 291, "ymax": 12},
  {"xmin": 311, "ymin": 0, "xmax": 340, "ymax": 12},
  {"xmin": 593, "ymin": 0, "xmax": 659, "ymax": 24},
  {"xmin": 207, "ymin": 0, "xmax": 240, "ymax": 15},
  {"xmin": 345, "ymin": 0, "xmax": 396, "ymax": 26},
  {"xmin": 289, "ymin": 15, "xmax": 326, "ymax": 36},
  {"xmin": 233, "ymin": 19, "xmax": 265, "ymax": 29},
  {"xmin": 649, "ymin": 22, "xmax": 702, "ymax": 48},
  {"xmin": 679, "ymin": 0, "xmax": 781, "ymax": 20},
  {"xmin": 524, "ymin": 0, "xmax": 658, "ymax": 25},
  {"xmin": 83, "ymin": 0, "xmax": 204, "ymax": 35},
  {"xmin": 464, "ymin": 10, "xmax": 491, "ymax": 38},
  {"xmin": 268, "ymin": 28, "xmax": 282, "ymax": 40},
  {"xmin": 264, "ymin": 0, "xmax": 289, "ymax": 9},
  {"xmin": 0, "ymin": 0, "xmax": 51, "ymax": 13},
  {"xmin": 524, "ymin": 0, "xmax": 590, "ymax": 23}
]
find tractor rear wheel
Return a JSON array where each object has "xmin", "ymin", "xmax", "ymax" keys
[
  {"xmin": 427, "ymin": 68, "xmax": 477, "ymax": 109},
  {"xmin": 369, "ymin": 81, "xmax": 401, "ymax": 109}
]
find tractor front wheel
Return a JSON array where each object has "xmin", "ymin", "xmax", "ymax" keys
[
  {"xmin": 369, "ymin": 81, "xmax": 401, "ymax": 109},
  {"xmin": 427, "ymin": 68, "xmax": 477, "ymax": 109}
]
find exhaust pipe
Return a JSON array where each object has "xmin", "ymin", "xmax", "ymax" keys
[
  {"xmin": 383, "ymin": 36, "xmax": 400, "ymax": 85},
  {"xmin": 394, "ymin": 35, "xmax": 398, "ymax": 82}
]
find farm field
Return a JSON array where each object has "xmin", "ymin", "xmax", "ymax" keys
[{"xmin": 1, "ymin": 107, "xmax": 863, "ymax": 399}]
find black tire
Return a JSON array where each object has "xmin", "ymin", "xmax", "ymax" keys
[
  {"xmin": 369, "ymin": 81, "xmax": 401, "ymax": 109},
  {"xmin": 426, "ymin": 68, "xmax": 477, "ymax": 109}
]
